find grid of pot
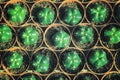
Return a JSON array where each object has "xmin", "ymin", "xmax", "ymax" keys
[{"xmin": 0, "ymin": 0, "xmax": 120, "ymax": 80}]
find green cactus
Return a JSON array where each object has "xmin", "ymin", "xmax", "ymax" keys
[
  {"xmin": 7, "ymin": 3, "xmax": 27, "ymax": 24},
  {"xmin": 0, "ymin": 24, "xmax": 12, "ymax": 43},
  {"xmin": 104, "ymin": 27, "xmax": 120, "ymax": 44},
  {"xmin": 89, "ymin": 49, "xmax": 108, "ymax": 69},
  {"xmin": 63, "ymin": 51, "xmax": 81, "ymax": 70},
  {"xmin": 5, "ymin": 52, "xmax": 23, "ymax": 69},
  {"xmin": 21, "ymin": 26, "xmax": 39, "ymax": 45},
  {"xmin": 52, "ymin": 30, "xmax": 70, "ymax": 48},
  {"xmin": 87, "ymin": 2, "xmax": 109, "ymax": 24},
  {"xmin": 32, "ymin": 54, "xmax": 50, "ymax": 73},
  {"xmin": 60, "ymin": 5, "xmax": 82, "ymax": 25},
  {"xmin": 38, "ymin": 7, "xmax": 55, "ymax": 25},
  {"xmin": 74, "ymin": 26, "xmax": 94, "ymax": 44}
]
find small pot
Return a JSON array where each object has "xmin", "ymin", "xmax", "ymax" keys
[
  {"xmin": 72, "ymin": 24, "xmax": 98, "ymax": 50},
  {"xmin": 100, "ymin": 23, "xmax": 120, "ymax": 50},
  {"xmin": 59, "ymin": 48, "xmax": 85, "ymax": 75},
  {"xmin": 58, "ymin": 0, "xmax": 84, "ymax": 26},
  {"xmin": 31, "ymin": 0, "xmax": 57, "ymax": 26},
  {"xmin": 2, "ymin": 47, "xmax": 30, "ymax": 76},
  {"xmin": 30, "ymin": 48, "xmax": 58, "ymax": 76},
  {"xmin": 3, "ymin": 1, "xmax": 30, "ymax": 27},
  {"xmin": 87, "ymin": 47, "xmax": 113, "ymax": 75},
  {"xmin": 86, "ymin": 0, "xmax": 112, "ymax": 25},
  {"xmin": 44, "ymin": 24, "xmax": 71, "ymax": 51},
  {"xmin": 17, "ymin": 24, "xmax": 43, "ymax": 51}
]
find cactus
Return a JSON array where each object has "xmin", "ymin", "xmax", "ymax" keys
[
  {"xmin": 7, "ymin": 3, "xmax": 27, "ymax": 24},
  {"xmin": 59, "ymin": 3, "xmax": 82, "ymax": 25},
  {"xmin": 87, "ymin": 2, "xmax": 110, "ymax": 24},
  {"xmin": 74, "ymin": 26, "xmax": 93, "ymax": 44},
  {"xmin": 104, "ymin": 27, "xmax": 120, "ymax": 44},
  {"xmin": 38, "ymin": 7, "xmax": 55, "ymax": 25},
  {"xmin": 52, "ymin": 30, "xmax": 70, "ymax": 48},
  {"xmin": 89, "ymin": 49, "xmax": 108, "ymax": 69},
  {"xmin": 21, "ymin": 26, "xmax": 39, "ymax": 45},
  {"xmin": 63, "ymin": 51, "xmax": 81, "ymax": 70},
  {"xmin": 5, "ymin": 52, "xmax": 23, "ymax": 69},
  {"xmin": 0, "ymin": 24, "xmax": 12, "ymax": 43},
  {"xmin": 32, "ymin": 54, "xmax": 50, "ymax": 73}
]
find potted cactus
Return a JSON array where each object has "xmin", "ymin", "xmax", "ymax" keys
[
  {"xmin": 100, "ymin": 24, "xmax": 120, "ymax": 49},
  {"xmin": 0, "ymin": 23, "xmax": 15, "ymax": 50},
  {"xmin": 31, "ymin": 48, "xmax": 58, "ymax": 75},
  {"xmin": 87, "ymin": 48, "xmax": 113, "ymax": 74},
  {"xmin": 86, "ymin": 0, "xmax": 112, "ymax": 25},
  {"xmin": 74, "ymin": 72, "xmax": 99, "ymax": 80},
  {"xmin": 3, "ymin": 2, "xmax": 29, "ymax": 26},
  {"xmin": 46, "ymin": 72, "xmax": 71, "ymax": 80},
  {"xmin": 17, "ymin": 24, "xmax": 43, "ymax": 51},
  {"xmin": 31, "ymin": 1, "xmax": 57, "ymax": 26},
  {"xmin": 59, "ymin": 1, "xmax": 84, "ymax": 26},
  {"xmin": 59, "ymin": 48, "xmax": 85, "ymax": 74},
  {"xmin": 2, "ymin": 48, "xmax": 29, "ymax": 75},
  {"xmin": 45, "ymin": 24, "xmax": 71, "ymax": 50},
  {"xmin": 72, "ymin": 25, "xmax": 98, "ymax": 49}
]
